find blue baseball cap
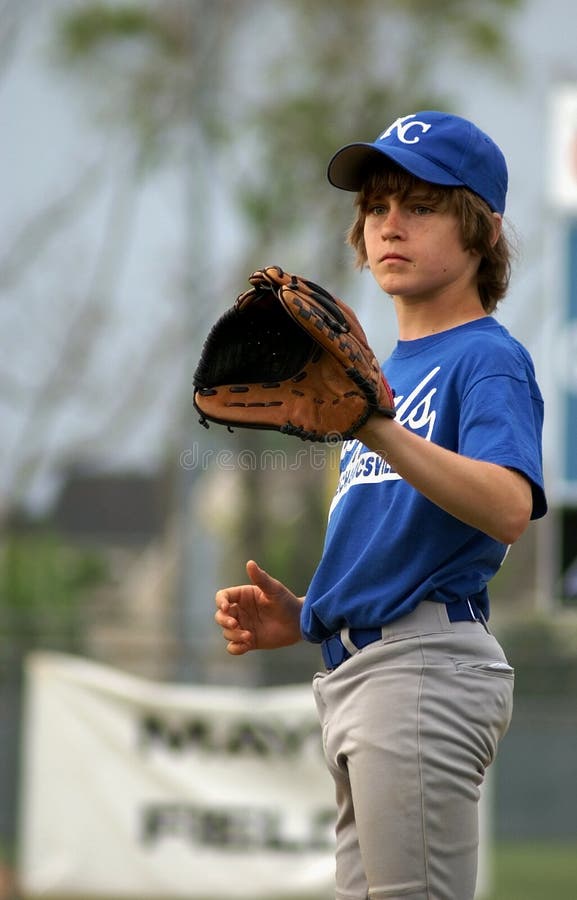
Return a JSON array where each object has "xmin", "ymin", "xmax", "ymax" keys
[{"xmin": 327, "ymin": 110, "xmax": 508, "ymax": 214}]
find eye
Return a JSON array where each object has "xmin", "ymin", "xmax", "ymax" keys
[
  {"xmin": 413, "ymin": 204, "xmax": 434, "ymax": 216},
  {"xmin": 368, "ymin": 203, "xmax": 388, "ymax": 217}
]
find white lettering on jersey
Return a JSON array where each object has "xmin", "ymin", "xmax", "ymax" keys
[
  {"xmin": 394, "ymin": 366, "xmax": 439, "ymax": 440},
  {"xmin": 329, "ymin": 366, "xmax": 440, "ymax": 517}
]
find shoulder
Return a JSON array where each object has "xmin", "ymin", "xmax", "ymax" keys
[
  {"xmin": 449, "ymin": 320, "xmax": 545, "ymax": 421},
  {"xmin": 450, "ymin": 318, "xmax": 538, "ymax": 381},
  {"xmin": 385, "ymin": 318, "xmax": 541, "ymax": 391}
]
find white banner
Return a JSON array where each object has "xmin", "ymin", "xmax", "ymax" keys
[
  {"xmin": 549, "ymin": 85, "xmax": 577, "ymax": 210},
  {"xmin": 18, "ymin": 653, "xmax": 335, "ymax": 899}
]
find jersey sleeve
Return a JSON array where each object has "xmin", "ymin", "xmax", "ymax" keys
[{"xmin": 459, "ymin": 365, "xmax": 547, "ymax": 520}]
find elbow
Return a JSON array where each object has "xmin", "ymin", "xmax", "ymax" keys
[
  {"xmin": 495, "ymin": 519, "xmax": 529, "ymax": 546},
  {"xmin": 492, "ymin": 499, "xmax": 533, "ymax": 545},
  {"xmin": 487, "ymin": 468, "xmax": 534, "ymax": 545}
]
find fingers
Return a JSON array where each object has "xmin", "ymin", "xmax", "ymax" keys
[
  {"xmin": 224, "ymin": 639, "xmax": 252, "ymax": 656},
  {"xmin": 215, "ymin": 589, "xmax": 252, "ymax": 652},
  {"xmin": 246, "ymin": 558, "xmax": 277, "ymax": 593},
  {"xmin": 214, "ymin": 595, "xmax": 243, "ymax": 634},
  {"xmin": 246, "ymin": 558, "xmax": 263, "ymax": 581},
  {"xmin": 215, "ymin": 561, "xmax": 279, "ymax": 656}
]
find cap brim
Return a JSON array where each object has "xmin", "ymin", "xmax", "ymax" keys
[{"xmin": 327, "ymin": 142, "xmax": 465, "ymax": 192}]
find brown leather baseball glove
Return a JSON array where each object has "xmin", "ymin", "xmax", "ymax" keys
[{"xmin": 192, "ymin": 265, "xmax": 396, "ymax": 442}]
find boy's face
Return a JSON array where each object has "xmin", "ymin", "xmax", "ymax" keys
[{"xmin": 362, "ymin": 183, "xmax": 481, "ymax": 305}]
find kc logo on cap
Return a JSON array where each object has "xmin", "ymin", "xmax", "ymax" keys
[
  {"xmin": 327, "ymin": 110, "xmax": 508, "ymax": 214},
  {"xmin": 380, "ymin": 115, "xmax": 432, "ymax": 145}
]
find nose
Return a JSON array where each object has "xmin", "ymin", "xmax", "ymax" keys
[{"xmin": 379, "ymin": 206, "xmax": 405, "ymax": 240}]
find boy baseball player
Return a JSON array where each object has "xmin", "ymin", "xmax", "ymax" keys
[{"xmin": 214, "ymin": 110, "xmax": 547, "ymax": 899}]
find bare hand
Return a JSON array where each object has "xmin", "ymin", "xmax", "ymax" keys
[{"xmin": 214, "ymin": 560, "xmax": 303, "ymax": 655}]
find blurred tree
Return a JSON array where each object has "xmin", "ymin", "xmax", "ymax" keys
[
  {"xmin": 45, "ymin": 0, "xmax": 525, "ymax": 684},
  {"xmin": 0, "ymin": 530, "xmax": 109, "ymax": 649},
  {"xmin": 53, "ymin": 0, "xmax": 523, "ymax": 282},
  {"xmin": 0, "ymin": 3, "xmax": 195, "ymax": 525},
  {"xmin": 1, "ymin": 0, "xmax": 524, "ymax": 528}
]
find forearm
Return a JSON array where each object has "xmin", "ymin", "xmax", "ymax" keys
[{"xmin": 356, "ymin": 416, "xmax": 533, "ymax": 544}]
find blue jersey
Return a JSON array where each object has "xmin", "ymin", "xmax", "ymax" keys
[{"xmin": 301, "ymin": 317, "xmax": 547, "ymax": 643}]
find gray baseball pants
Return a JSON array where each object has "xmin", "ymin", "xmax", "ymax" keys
[{"xmin": 312, "ymin": 601, "xmax": 514, "ymax": 900}]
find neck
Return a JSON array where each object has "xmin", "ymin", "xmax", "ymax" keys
[{"xmin": 393, "ymin": 289, "xmax": 487, "ymax": 341}]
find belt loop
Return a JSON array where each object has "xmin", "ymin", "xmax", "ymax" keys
[
  {"xmin": 470, "ymin": 601, "xmax": 492, "ymax": 634},
  {"xmin": 339, "ymin": 627, "xmax": 359, "ymax": 657}
]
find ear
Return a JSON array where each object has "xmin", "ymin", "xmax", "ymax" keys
[{"xmin": 490, "ymin": 213, "xmax": 503, "ymax": 247}]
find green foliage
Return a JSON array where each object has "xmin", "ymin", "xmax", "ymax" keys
[
  {"xmin": 231, "ymin": 0, "xmax": 523, "ymax": 271},
  {"xmin": 58, "ymin": 4, "xmax": 153, "ymax": 57},
  {"xmin": 52, "ymin": 0, "xmax": 525, "ymax": 274},
  {"xmin": 0, "ymin": 531, "xmax": 109, "ymax": 644},
  {"xmin": 58, "ymin": 2, "xmax": 195, "ymax": 60},
  {"xmin": 54, "ymin": 2, "xmax": 202, "ymax": 170}
]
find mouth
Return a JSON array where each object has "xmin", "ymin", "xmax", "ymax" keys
[{"xmin": 380, "ymin": 253, "xmax": 410, "ymax": 263}]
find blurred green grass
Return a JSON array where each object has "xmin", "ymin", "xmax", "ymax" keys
[
  {"xmin": 6, "ymin": 841, "xmax": 576, "ymax": 899},
  {"xmin": 485, "ymin": 841, "xmax": 577, "ymax": 899}
]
